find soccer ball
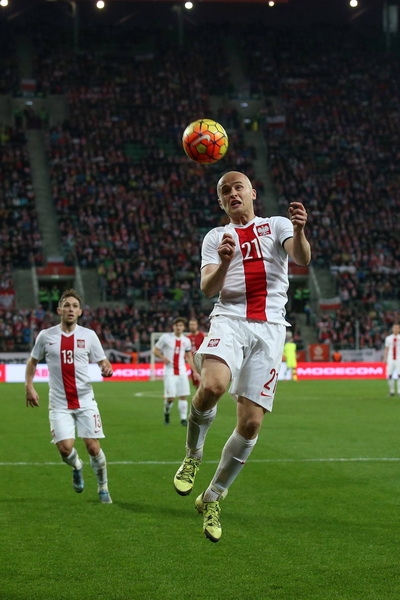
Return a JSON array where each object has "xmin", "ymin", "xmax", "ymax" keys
[{"xmin": 182, "ymin": 118, "xmax": 229, "ymax": 164}]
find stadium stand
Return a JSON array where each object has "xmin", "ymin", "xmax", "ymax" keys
[{"xmin": 1, "ymin": 10, "xmax": 398, "ymax": 354}]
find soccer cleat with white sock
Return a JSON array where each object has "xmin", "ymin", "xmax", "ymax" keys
[{"xmin": 195, "ymin": 491, "xmax": 227, "ymax": 543}]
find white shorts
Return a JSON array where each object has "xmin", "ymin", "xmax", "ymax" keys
[
  {"xmin": 195, "ymin": 315, "xmax": 286, "ymax": 411},
  {"xmin": 164, "ymin": 373, "xmax": 190, "ymax": 399},
  {"xmin": 49, "ymin": 403, "xmax": 105, "ymax": 444},
  {"xmin": 386, "ymin": 361, "xmax": 400, "ymax": 378}
]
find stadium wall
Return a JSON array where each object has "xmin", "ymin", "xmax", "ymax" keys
[{"xmin": 0, "ymin": 362, "xmax": 387, "ymax": 383}]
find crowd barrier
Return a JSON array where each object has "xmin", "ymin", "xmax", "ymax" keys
[{"xmin": 0, "ymin": 362, "xmax": 386, "ymax": 383}]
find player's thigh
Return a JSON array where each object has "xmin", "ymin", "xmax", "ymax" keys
[
  {"xmin": 75, "ymin": 405, "xmax": 105, "ymax": 439},
  {"xmin": 49, "ymin": 409, "xmax": 76, "ymax": 444},
  {"xmin": 387, "ymin": 361, "xmax": 396, "ymax": 377},
  {"xmin": 164, "ymin": 374, "xmax": 177, "ymax": 398},
  {"xmin": 175, "ymin": 374, "xmax": 190, "ymax": 397},
  {"xmin": 394, "ymin": 361, "xmax": 400, "ymax": 377},
  {"xmin": 195, "ymin": 315, "xmax": 245, "ymax": 379},
  {"xmin": 231, "ymin": 322, "xmax": 286, "ymax": 411}
]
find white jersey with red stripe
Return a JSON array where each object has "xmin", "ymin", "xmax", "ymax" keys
[
  {"xmin": 30, "ymin": 324, "xmax": 107, "ymax": 410},
  {"xmin": 201, "ymin": 216, "xmax": 293, "ymax": 324},
  {"xmin": 155, "ymin": 333, "xmax": 191, "ymax": 375},
  {"xmin": 385, "ymin": 334, "xmax": 400, "ymax": 363}
]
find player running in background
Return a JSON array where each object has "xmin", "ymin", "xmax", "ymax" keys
[
  {"xmin": 187, "ymin": 318, "xmax": 205, "ymax": 388},
  {"xmin": 153, "ymin": 317, "xmax": 200, "ymax": 425},
  {"xmin": 173, "ymin": 170, "xmax": 311, "ymax": 542},
  {"xmin": 25, "ymin": 289, "xmax": 114, "ymax": 504},
  {"xmin": 383, "ymin": 323, "xmax": 400, "ymax": 396},
  {"xmin": 282, "ymin": 331, "xmax": 298, "ymax": 381}
]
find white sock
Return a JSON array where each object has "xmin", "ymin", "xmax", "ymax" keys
[
  {"xmin": 203, "ymin": 430, "xmax": 258, "ymax": 502},
  {"xmin": 389, "ymin": 379, "xmax": 395, "ymax": 394},
  {"xmin": 178, "ymin": 399, "xmax": 188, "ymax": 421},
  {"xmin": 186, "ymin": 404, "xmax": 217, "ymax": 460},
  {"xmin": 164, "ymin": 400, "xmax": 173, "ymax": 414},
  {"xmin": 62, "ymin": 447, "xmax": 82, "ymax": 470},
  {"xmin": 90, "ymin": 449, "xmax": 108, "ymax": 491}
]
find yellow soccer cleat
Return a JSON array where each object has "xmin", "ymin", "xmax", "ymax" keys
[
  {"xmin": 173, "ymin": 457, "xmax": 201, "ymax": 496},
  {"xmin": 195, "ymin": 493, "xmax": 222, "ymax": 543}
]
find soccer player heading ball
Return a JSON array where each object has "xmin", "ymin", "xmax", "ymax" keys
[{"xmin": 173, "ymin": 171, "xmax": 311, "ymax": 542}]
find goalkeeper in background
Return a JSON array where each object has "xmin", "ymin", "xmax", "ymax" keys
[{"xmin": 282, "ymin": 331, "xmax": 298, "ymax": 381}]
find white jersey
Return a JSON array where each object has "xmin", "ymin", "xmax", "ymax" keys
[
  {"xmin": 201, "ymin": 216, "xmax": 293, "ymax": 324},
  {"xmin": 155, "ymin": 333, "xmax": 191, "ymax": 376},
  {"xmin": 30, "ymin": 324, "xmax": 106, "ymax": 410},
  {"xmin": 385, "ymin": 334, "xmax": 400, "ymax": 363}
]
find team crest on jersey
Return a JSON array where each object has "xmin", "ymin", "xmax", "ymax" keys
[
  {"xmin": 207, "ymin": 338, "xmax": 220, "ymax": 347},
  {"xmin": 77, "ymin": 339, "xmax": 85, "ymax": 348},
  {"xmin": 256, "ymin": 224, "xmax": 271, "ymax": 236}
]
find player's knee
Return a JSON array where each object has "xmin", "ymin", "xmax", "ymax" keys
[
  {"xmin": 198, "ymin": 380, "xmax": 226, "ymax": 403},
  {"xmin": 239, "ymin": 417, "xmax": 262, "ymax": 439},
  {"xmin": 84, "ymin": 438, "xmax": 101, "ymax": 456},
  {"xmin": 57, "ymin": 441, "xmax": 73, "ymax": 457}
]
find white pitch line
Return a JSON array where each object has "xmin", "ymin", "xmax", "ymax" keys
[{"xmin": 1, "ymin": 457, "xmax": 400, "ymax": 467}]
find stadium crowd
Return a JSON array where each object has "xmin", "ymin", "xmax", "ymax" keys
[
  {"xmin": 36, "ymin": 37, "xmax": 257, "ymax": 305},
  {"xmin": 1, "ymin": 21, "xmax": 399, "ymax": 353},
  {"xmin": 240, "ymin": 25, "xmax": 400, "ymax": 349}
]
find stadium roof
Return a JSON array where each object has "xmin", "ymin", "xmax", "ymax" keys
[{"xmin": 1, "ymin": 0, "xmax": 389, "ymax": 29}]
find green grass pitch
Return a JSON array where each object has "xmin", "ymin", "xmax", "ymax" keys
[{"xmin": 1, "ymin": 379, "xmax": 399, "ymax": 600}]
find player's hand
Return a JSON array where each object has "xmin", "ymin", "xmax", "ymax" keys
[
  {"xmin": 100, "ymin": 360, "xmax": 113, "ymax": 378},
  {"xmin": 26, "ymin": 389, "xmax": 40, "ymax": 407},
  {"xmin": 288, "ymin": 202, "xmax": 307, "ymax": 230},
  {"xmin": 218, "ymin": 233, "xmax": 236, "ymax": 263},
  {"xmin": 101, "ymin": 366, "xmax": 113, "ymax": 378}
]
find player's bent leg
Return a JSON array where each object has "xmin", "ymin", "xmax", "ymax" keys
[
  {"xmin": 174, "ymin": 359, "xmax": 228, "ymax": 496},
  {"xmin": 58, "ymin": 441, "xmax": 84, "ymax": 493},
  {"xmin": 85, "ymin": 440, "xmax": 112, "ymax": 504}
]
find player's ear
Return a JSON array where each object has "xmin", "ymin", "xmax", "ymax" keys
[
  {"xmin": 217, "ymin": 197, "xmax": 223, "ymax": 210},
  {"xmin": 56, "ymin": 306, "xmax": 61, "ymax": 316}
]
